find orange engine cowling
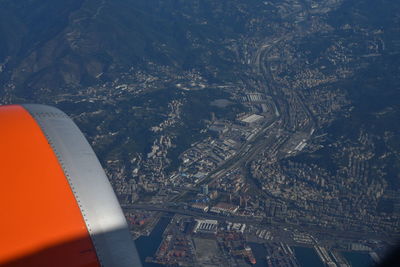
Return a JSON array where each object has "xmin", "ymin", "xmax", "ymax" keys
[{"xmin": 0, "ymin": 104, "xmax": 142, "ymax": 267}]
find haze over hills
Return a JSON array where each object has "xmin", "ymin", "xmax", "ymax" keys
[
  {"xmin": 0, "ymin": 0, "xmax": 253, "ymax": 96},
  {"xmin": 1, "ymin": 0, "xmax": 400, "ymax": 265}
]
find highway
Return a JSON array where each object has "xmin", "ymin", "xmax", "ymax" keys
[
  {"xmin": 124, "ymin": 203, "xmax": 398, "ymax": 242},
  {"xmin": 170, "ymin": 21, "xmax": 317, "ymax": 204},
  {"xmin": 128, "ymin": 1, "xmax": 400, "ymax": 252},
  {"xmin": 123, "ymin": 204, "xmax": 262, "ymax": 224}
]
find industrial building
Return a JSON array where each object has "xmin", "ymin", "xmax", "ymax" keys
[
  {"xmin": 193, "ymin": 219, "xmax": 218, "ymax": 234},
  {"xmin": 237, "ymin": 114, "xmax": 264, "ymax": 126},
  {"xmin": 191, "ymin": 203, "xmax": 209, "ymax": 212},
  {"xmin": 210, "ymin": 203, "xmax": 239, "ymax": 215}
]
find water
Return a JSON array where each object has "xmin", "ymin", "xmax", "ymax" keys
[
  {"xmin": 293, "ymin": 246, "xmax": 324, "ymax": 267},
  {"xmin": 135, "ymin": 216, "xmax": 172, "ymax": 267},
  {"xmin": 136, "ymin": 219, "xmax": 374, "ymax": 267},
  {"xmin": 343, "ymin": 251, "xmax": 374, "ymax": 267},
  {"xmin": 249, "ymin": 243, "xmax": 268, "ymax": 267}
]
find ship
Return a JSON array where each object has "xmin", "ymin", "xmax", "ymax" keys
[{"xmin": 244, "ymin": 246, "xmax": 257, "ymax": 265}]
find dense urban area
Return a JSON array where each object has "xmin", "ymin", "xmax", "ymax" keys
[{"xmin": 1, "ymin": 0, "xmax": 399, "ymax": 266}]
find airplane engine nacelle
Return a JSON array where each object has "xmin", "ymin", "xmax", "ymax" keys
[{"xmin": 0, "ymin": 104, "xmax": 142, "ymax": 267}]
